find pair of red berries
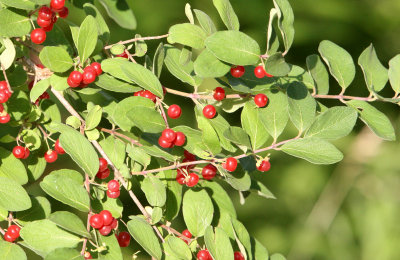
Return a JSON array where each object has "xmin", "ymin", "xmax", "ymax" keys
[
  {"xmin": 12, "ymin": 146, "xmax": 30, "ymax": 159},
  {"xmin": 257, "ymin": 160, "xmax": 271, "ymax": 172},
  {"xmin": 158, "ymin": 129, "xmax": 186, "ymax": 148},
  {"xmin": 134, "ymin": 90, "xmax": 157, "ymax": 103},
  {"xmin": 167, "ymin": 104, "xmax": 182, "ymax": 119},
  {"xmin": 222, "ymin": 157, "xmax": 238, "ymax": 172},
  {"xmin": 230, "ymin": 65, "xmax": 273, "ymax": 79},
  {"xmin": 203, "ymin": 105, "xmax": 217, "ymax": 119},
  {"xmin": 197, "ymin": 249, "xmax": 212, "ymax": 260},
  {"xmin": 0, "ymin": 81, "xmax": 12, "ymax": 104},
  {"xmin": 44, "ymin": 150, "xmax": 58, "ymax": 163},
  {"xmin": 176, "ymin": 170, "xmax": 199, "ymax": 187},
  {"xmin": 89, "ymin": 210, "xmax": 118, "ymax": 236},
  {"xmin": 116, "ymin": 231, "xmax": 131, "ymax": 247},
  {"xmin": 67, "ymin": 63, "xmax": 102, "ymax": 88},
  {"xmin": 107, "ymin": 180, "xmax": 120, "ymax": 199},
  {"xmin": 96, "ymin": 158, "xmax": 110, "ymax": 179},
  {"xmin": 3, "ymin": 225, "xmax": 21, "ymax": 243}
]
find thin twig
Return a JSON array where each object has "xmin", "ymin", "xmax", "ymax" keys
[
  {"xmin": 81, "ymin": 174, "xmax": 92, "ymax": 256},
  {"xmin": 1, "ymin": 64, "xmax": 13, "ymax": 94},
  {"xmin": 99, "ymin": 128, "xmax": 142, "ymax": 146},
  {"xmin": 104, "ymin": 34, "xmax": 169, "ymax": 50},
  {"xmin": 157, "ymin": 99, "xmax": 169, "ymax": 129}
]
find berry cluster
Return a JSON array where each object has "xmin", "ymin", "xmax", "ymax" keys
[
  {"xmin": 107, "ymin": 179, "xmax": 120, "ymax": 199},
  {"xmin": 89, "ymin": 210, "xmax": 118, "ymax": 236},
  {"xmin": 68, "ymin": 63, "xmax": 102, "ymax": 88},
  {"xmin": 31, "ymin": 0, "xmax": 68, "ymax": 45},
  {"xmin": 134, "ymin": 90, "xmax": 157, "ymax": 103},
  {"xmin": 12, "ymin": 146, "xmax": 30, "ymax": 159},
  {"xmin": 3, "ymin": 225, "xmax": 21, "ymax": 243},
  {"xmin": 96, "ymin": 158, "xmax": 110, "ymax": 179},
  {"xmin": 158, "ymin": 128, "xmax": 186, "ymax": 148},
  {"xmin": 0, "ymin": 81, "xmax": 12, "ymax": 124},
  {"xmin": 176, "ymin": 151, "xmax": 200, "ymax": 187}
]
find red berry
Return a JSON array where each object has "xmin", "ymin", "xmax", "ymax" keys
[
  {"xmin": 107, "ymin": 190, "xmax": 120, "ymax": 199},
  {"xmin": 54, "ymin": 139, "xmax": 65, "ymax": 154},
  {"xmin": 182, "ymin": 229, "xmax": 192, "ymax": 239},
  {"xmin": 0, "ymin": 90, "xmax": 9, "ymax": 103},
  {"xmin": 39, "ymin": 92, "xmax": 50, "ymax": 100},
  {"xmin": 97, "ymin": 168, "xmax": 110, "ymax": 179},
  {"xmin": 31, "ymin": 28, "xmax": 46, "ymax": 44},
  {"xmin": 7, "ymin": 225, "xmax": 21, "ymax": 239},
  {"xmin": 186, "ymin": 173, "xmax": 199, "ymax": 187},
  {"xmin": 254, "ymin": 65, "xmax": 267, "ymax": 78},
  {"xmin": 99, "ymin": 158, "xmax": 108, "ymax": 172},
  {"xmin": 257, "ymin": 160, "xmax": 271, "ymax": 172},
  {"xmin": 37, "ymin": 17, "xmax": 52, "ymax": 28},
  {"xmin": 44, "ymin": 150, "xmax": 58, "ymax": 163},
  {"xmin": 23, "ymin": 148, "xmax": 30, "ymax": 159},
  {"xmin": 0, "ymin": 81, "xmax": 7, "ymax": 90},
  {"xmin": 0, "ymin": 113, "xmax": 10, "ymax": 124},
  {"xmin": 82, "ymin": 69, "xmax": 97, "ymax": 85},
  {"xmin": 173, "ymin": 132, "xmax": 186, "ymax": 146},
  {"xmin": 201, "ymin": 164, "xmax": 217, "ymax": 180},
  {"xmin": 184, "ymin": 150, "xmax": 196, "ymax": 161},
  {"xmin": 91, "ymin": 62, "xmax": 102, "ymax": 76},
  {"xmin": 38, "ymin": 6, "xmax": 53, "ymax": 20},
  {"xmin": 108, "ymin": 180, "xmax": 120, "ymax": 192},
  {"xmin": 116, "ymin": 52, "xmax": 128, "ymax": 59},
  {"xmin": 213, "ymin": 87, "xmax": 225, "ymax": 101},
  {"xmin": 89, "ymin": 214, "xmax": 104, "ymax": 229},
  {"xmin": 158, "ymin": 136, "xmax": 173, "ymax": 149},
  {"xmin": 0, "ymin": 104, "xmax": 3, "ymax": 113},
  {"xmin": 4, "ymin": 232, "xmax": 15, "ymax": 242},
  {"xmin": 12, "ymin": 146, "xmax": 25, "ymax": 159},
  {"xmin": 167, "ymin": 104, "xmax": 182, "ymax": 119},
  {"xmin": 203, "ymin": 105, "xmax": 216, "ymax": 119},
  {"xmin": 110, "ymin": 218, "xmax": 118, "ymax": 229},
  {"xmin": 265, "ymin": 72, "xmax": 273, "ymax": 78},
  {"xmin": 230, "ymin": 66, "xmax": 245, "ymax": 78},
  {"xmin": 99, "ymin": 225, "xmax": 112, "ymax": 236},
  {"xmin": 67, "ymin": 77, "xmax": 80, "ymax": 88},
  {"xmin": 84, "ymin": 252, "xmax": 92, "ymax": 259},
  {"xmin": 176, "ymin": 170, "xmax": 186, "ymax": 185},
  {"xmin": 50, "ymin": 0, "xmax": 65, "ymax": 10},
  {"xmin": 234, "ymin": 251, "xmax": 245, "ymax": 260},
  {"xmin": 254, "ymin": 93, "xmax": 268, "ymax": 108},
  {"xmin": 69, "ymin": 71, "xmax": 83, "ymax": 85},
  {"xmin": 223, "ymin": 157, "xmax": 238, "ymax": 172},
  {"xmin": 100, "ymin": 210, "xmax": 113, "ymax": 226},
  {"xmin": 197, "ymin": 249, "xmax": 211, "ymax": 260},
  {"xmin": 58, "ymin": 7, "xmax": 69, "ymax": 18},
  {"xmin": 162, "ymin": 129, "xmax": 176, "ymax": 143},
  {"xmin": 42, "ymin": 23, "xmax": 54, "ymax": 32},
  {"xmin": 141, "ymin": 90, "xmax": 157, "ymax": 103},
  {"xmin": 117, "ymin": 231, "xmax": 131, "ymax": 247}
]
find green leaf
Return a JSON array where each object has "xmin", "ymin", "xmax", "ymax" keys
[
  {"xmin": 194, "ymin": 49, "xmax": 230, "ymax": 78},
  {"xmin": 252, "ymin": 238, "xmax": 270, "ymax": 259},
  {"xmin": 389, "ymin": 54, "xmax": 400, "ymax": 94},
  {"xmin": 30, "ymin": 79, "xmax": 50, "ymax": 102},
  {"xmin": 0, "ymin": 146, "xmax": 28, "ymax": 184},
  {"xmin": 164, "ymin": 44, "xmax": 203, "ymax": 87},
  {"xmin": 168, "ymin": 23, "xmax": 207, "ymax": 49},
  {"xmin": 201, "ymin": 181, "xmax": 236, "ymax": 218},
  {"xmin": 26, "ymin": 155, "xmax": 46, "ymax": 181},
  {"xmin": 273, "ymin": 0, "xmax": 295, "ymax": 52},
  {"xmin": 83, "ymin": 3, "xmax": 110, "ymax": 44},
  {"xmin": 0, "ymin": 8, "xmax": 31, "ymax": 37},
  {"xmin": 270, "ymin": 253, "xmax": 287, "ymax": 260},
  {"xmin": 205, "ymin": 31, "xmax": 261, "ymax": 66},
  {"xmin": 212, "ymin": 0, "xmax": 240, "ymax": 31},
  {"xmin": 318, "ymin": 40, "xmax": 355, "ymax": 90},
  {"xmin": 85, "ymin": 105, "xmax": 102, "ymax": 130},
  {"xmin": 142, "ymin": 176, "xmax": 167, "ymax": 207},
  {"xmin": 127, "ymin": 107, "xmax": 165, "ymax": 134},
  {"xmin": 5, "ymin": 90, "xmax": 31, "ymax": 121},
  {"xmin": 50, "ymin": 74, "xmax": 69, "ymax": 91},
  {"xmin": 40, "ymin": 169, "xmax": 90, "ymax": 212},
  {"xmin": 59, "ymin": 126, "xmax": 99, "ymax": 178},
  {"xmin": 49, "ymin": 211, "xmax": 91, "ymax": 238},
  {"xmin": 287, "ymin": 82, "xmax": 316, "ymax": 134},
  {"xmin": 241, "ymin": 102, "xmax": 269, "ymax": 151},
  {"xmin": 306, "ymin": 54, "xmax": 329, "ymax": 95},
  {"xmin": 259, "ymin": 90, "xmax": 289, "ymax": 141},
  {"xmin": 0, "ymin": 241, "xmax": 27, "ymax": 260},
  {"xmin": 77, "ymin": 16, "xmax": 98, "ymax": 64},
  {"xmin": 305, "ymin": 106, "xmax": 358, "ymax": 140},
  {"xmin": 358, "ymin": 44, "xmax": 388, "ymax": 92},
  {"xmin": 127, "ymin": 216, "xmax": 162, "ymax": 259},
  {"xmin": 92, "ymin": 196, "xmax": 123, "ymax": 218},
  {"xmin": 98, "ymin": 0, "xmax": 136, "ymax": 30},
  {"xmin": 0, "ymin": 0, "xmax": 35, "ymax": 10},
  {"xmin": 39, "ymin": 47, "xmax": 73, "ymax": 73},
  {"xmin": 99, "ymin": 135, "xmax": 126, "ymax": 169},
  {"xmin": 20, "ymin": 219, "xmax": 81, "ymax": 256},
  {"xmin": 101, "ymin": 58, "xmax": 131, "ymax": 82},
  {"xmin": 281, "ymin": 137, "xmax": 343, "ymax": 164},
  {"xmin": 45, "ymin": 248, "xmax": 84, "ymax": 260},
  {"xmin": 183, "ymin": 189, "xmax": 214, "ymax": 237},
  {"xmin": 193, "ymin": 9, "xmax": 217, "ymax": 35},
  {"xmin": 219, "ymin": 164, "xmax": 252, "ymax": 191},
  {"xmin": 197, "ymin": 111, "xmax": 222, "ymax": 155},
  {"xmin": 135, "ymin": 34, "xmax": 147, "ymax": 57},
  {"xmin": 172, "ymin": 126, "xmax": 209, "ymax": 158},
  {"xmin": 0, "ymin": 206, "xmax": 8, "ymax": 221},
  {"xmin": 97, "ymin": 230, "xmax": 123, "ymax": 260},
  {"xmin": 0, "ymin": 37, "xmax": 16, "ymax": 70},
  {"xmin": 231, "ymin": 218, "xmax": 252, "ymax": 259},
  {"xmin": 0, "ymin": 176, "xmax": 31, "ymax": 211},
  {"xmin": 266, "ymin": 8, "xmax": 280, "ymax": 56},
  {"xmin": 95, "ymin": 73, "xmax": 139, "ymax": 93},
  {"xmin": 250, "ymin": 179, "xmax": 276, "ymax": 199},
  {"xmin": 121, "ymin": 62, "xmax": 163, "ymax": 97},
  {"xmin": 161, "ymin": 170, "xmax": 183, "ymax": 221},
  {"xmin": 163, "ymin": 236, "xmax": 192, "ymax": 260},
  {"xmin": 204, "ymin": 226, "xmax": 234, "ymax": 260},
  {"xmin": 264, "ymin": 52, "xmax": 291, "ymax": 77},
  {"xmin": 153, "ymin": 43, "xmax": 165, "ymax": 78},
  {"xmin": 347, "ymin": 100, "xmax": 395, "ymax": 141},
  {"xmin": 42, "ymin": 25, "xmax": 74, "ymax": 56},
  {"xmin": 223, "ymin": 126, "xmax": 252, "ymax": 152},
  {"xmin": 21, "ymin": 129, "xmax": 41, "ymax": 151},
  {"xmin": 16, "ymin": 196, "xmax": 51, "ymax": 224},
  {"xmin": 226, "ymin": 66, "xmax": 275, "ymax": 93}
]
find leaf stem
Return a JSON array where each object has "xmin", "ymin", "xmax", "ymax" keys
[{"xmin": 104, "ymin": 34, "xmax": 169, "ymax": 50}]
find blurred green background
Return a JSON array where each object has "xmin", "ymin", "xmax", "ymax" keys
[{"xmin": 32, "ymin": 0, "xmax": 400, "ymax": 259}]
